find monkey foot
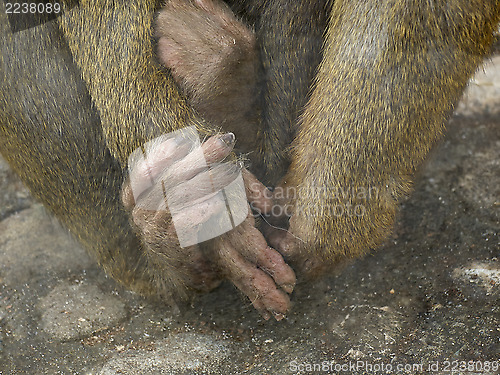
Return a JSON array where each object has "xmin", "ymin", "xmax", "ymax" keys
[
  {"xmin": 122, "ymin": 130, "xmax": 296, "ymax": 320},
  {"xmin": 155, "ymin": 0, "xmax": 256, "ymax": 100},
  {"xmin": 213, "ymin": 215, "xmax": 296, "ymax": 320}
]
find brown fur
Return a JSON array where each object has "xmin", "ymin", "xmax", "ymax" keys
[{"xmin": 0, "ymin": 0, "xmax": 498, "ymax": 318}]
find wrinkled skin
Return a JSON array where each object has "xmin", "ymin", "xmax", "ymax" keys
[{"xmin": 122, "ymin": 130, "xmax": 296, "ymax": 320}]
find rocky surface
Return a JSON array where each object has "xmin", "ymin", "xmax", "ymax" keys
[
  {"xmin": 0, "ymin": 57, "xmax": 498, "ymax": 375},
  {"xmin": 0, "ymin": 159, "xmax": 32, "ymax": 221}
]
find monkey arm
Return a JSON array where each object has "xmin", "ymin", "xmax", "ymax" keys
[
  {"xmin": 57, "ymin": 0, "xmax": 210, "ymax": 166},
  {"xmin": 275, "ymin": 0, "xmax": 500, "ymax": 268},
  {"xmin": 56, "ymin": 1, "xmax": 294, "ymax": 319}
]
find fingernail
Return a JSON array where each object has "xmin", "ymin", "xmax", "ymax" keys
[
  {"xmin": 174, "ymin": 135, "xmax": 187, "ymax": 145},
  {"xmin": 282, "ymin": 283, "xmax": 294, "ymax": 294},
  {"xmin": 218, "ymin": 132, "xmax": 235, "ymax": 147},
  {"xmin": 273, "ymin": 312, "xmax": 285, "ymax": 321},
  {"xmin": 276, "ymin": 242, "xmax": 285, "ymax": 255},
  {"xmin": 261, "ymin": 310, "xmax": 271, "ymax": 320}
]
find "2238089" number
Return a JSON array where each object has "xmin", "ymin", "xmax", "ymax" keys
[{"xmin": 5, "ymin": 2, "xmax": 61, "ymax": 14}]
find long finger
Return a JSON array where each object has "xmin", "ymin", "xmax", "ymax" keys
[
  {"xmin": 230, "ymin": 219, "xmax": 296, "ymax": 294},
  {"xmin": 217, "ymin": 239, "xmax": 291, "ymax": 320}
]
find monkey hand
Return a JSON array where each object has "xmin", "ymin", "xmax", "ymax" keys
[
  {"xmin": 207, "ymin": 169, "xmax": 296, "ymax": 320},
  {"xmin": 156, "ymin": 0, "xmax": 255, "ymax": 95},
  {"xmin": 121, "ymin": 133, "xmax": 240, "ymax": 295},
  {"xmin": 122, "ymin": 132, "xmax": 295, "ymax": 320}
]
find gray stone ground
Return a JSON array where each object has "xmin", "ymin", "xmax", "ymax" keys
[{"xmin": 0, "ymin": 56, "xmax": 499, "ymax": 375}]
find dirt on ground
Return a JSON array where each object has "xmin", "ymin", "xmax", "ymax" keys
[{"xmin": 0, "ymin": 56, "xmax": 498, "ymax": 375}]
